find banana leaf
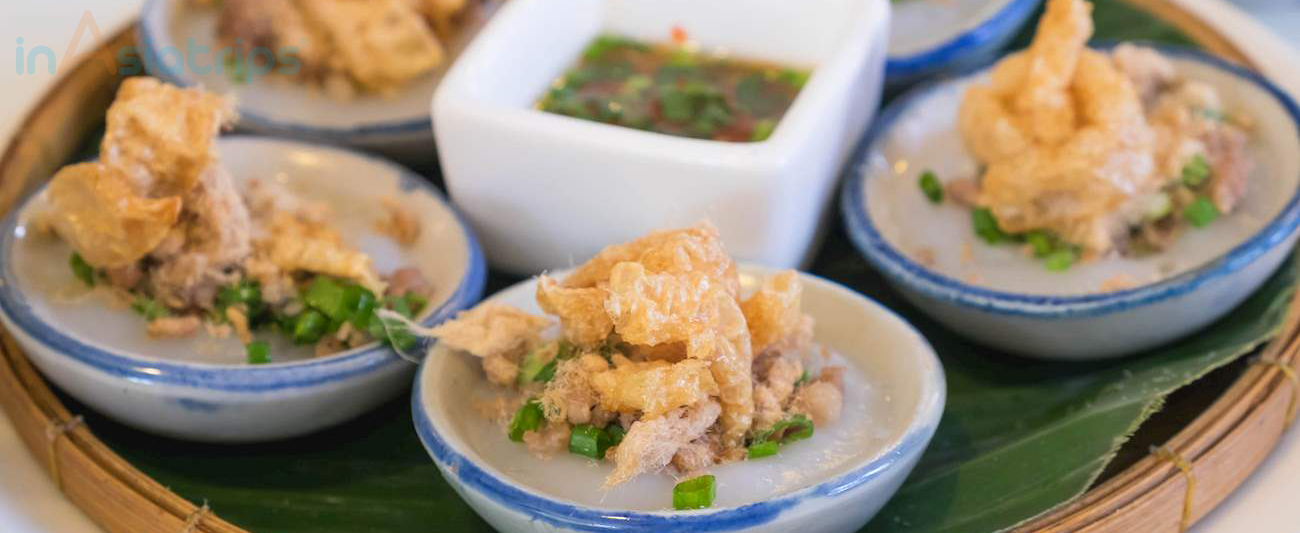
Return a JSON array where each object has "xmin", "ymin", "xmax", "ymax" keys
[{"xmin": 50, "ymin": 1, "xmax": 1297, "ymax": 532}]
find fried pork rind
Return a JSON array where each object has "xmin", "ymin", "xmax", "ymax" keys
[
  {"xmin": 257, "ymin": 211, "xmax": 386, "ymax": 295},
  {"xmin": 429, "ymin": 302, "xmax": 550, "ymax": 358},
  {"xmin": 605, "ymin": 262, "xmax": 754, "ymax": 448},
  {"xmin": 46, "ymin": 163, "xmax": 182, "ymax": 268},
  {"xmin": 540, "ymin": 354, "xmax": 609, "ymax": 424},
  {"xmin": 741, "ymin": 271, "xmax": 808, "ymax": 354},
  {"xmin": 563, "ymin": 222, "xmax": 740, "ymax": 297},
  {"xmin": 960, "ymin": 0, "xmax": 1159, "ymax": 254},
  {"xmin": 536, "ymin": 275, "xmax": 613, "ymax": 347},
  {"xmin": 99, "ymin": 78, "xmax": 233, "ymax": 196},
  {"xmin": 302, "ymin": 0, "xmax": 445, "ymax": 93},
  {"xmin": 605, "ymin": 400, "xmax": 721, "ymax": 488},
  {"xmin": 590, "ymin": 355, "xmax": 719, "ymax": 419}
]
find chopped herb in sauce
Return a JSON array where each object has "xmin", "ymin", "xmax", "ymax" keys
[{"xmin": 538, "ymin": 34, "xmax": 809, "ymax": 142}]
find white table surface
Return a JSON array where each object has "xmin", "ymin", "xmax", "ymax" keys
[{"xmin": 1, "ymin": 1, "xmax": 1298, "ymax": 532}]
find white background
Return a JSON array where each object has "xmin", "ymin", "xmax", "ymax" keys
[{"xmin": 1, "ymin": 1, "xmax": 1298, "ymax": 531}]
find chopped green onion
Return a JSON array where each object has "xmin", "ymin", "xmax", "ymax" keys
[
  {"xmin": 246, "ymin": 341, "xmax": 270, "ymax": 365},
  {"xmin": 1044, "ymin": 248, "xmax": 1078, "ymax": 272},
  {"xmin": 350, "ymin": 288, "xmax": 378, "ymax": 329},
  {"xmin": 659, "ymin": 88, "xmax": 694, "ymax": 122},
  {"xmin": 773, "ymin": 414, "xmax": 814, "ymax": 443},
  {"xmin": 1144, "ymin": 192, "xmax": 1173, "ymax": 221},
  {"xmin": 918, "ymin": 170, "xmax": 943, "ymax": 204},
  {"xmin": 750, "ymin": 414, "xmax": 815, "ymax": 455},
  {"xmin": 291, "ymin": 309, "xmax": 329, "ymax": 345},
  {"xmin": 1025, "ymin": 230, "xmax": 1054, "ymax": 258},
  {"xmin": 518, "ymin": 346, "xmax": 555, "ymax": 385},
  {"xmin": 606, "ymin": 424, "xmax": 625, "ymax": 447},
  {"xmin": 304, "ymin": 277, "xmax": 351, "ymax": 321},
  {"xmin": 403, "ymin": 293, "xmax": 428, "ymax": 316},
  {"xmin": 795, "ymin": 369, "xmax": 811, "ymax": 388},
  {"xmin": 508, "ymin": 400, "xmax": 544, "ymax": 442},
  {"xmin": 972, "ymin": 208, "xmax": 1008, "ymax": 244},
  {"xmin": 1184, "ymin": 197, "xmax": 1220, "ymax": 228},
  {"xmin": 217, "ymin": 279, "xmax": 262, "ymax": 315},
  {"xmin": 69, "ymin": 253, "xmax": 95, "ymax": 287},
  {"xmin": 384, "ymin": 295, "xmax": 414, "ymax": 319},
  {"xmin": 568, "ymin": 424, "xmax": 614, "ymax": 459},
  {"xmin": 130, "ymin": 297, "xmax": 171, "ymax": 321},
  {"xmin": 672, "ymin": 475, "xmax": 716, "ymax": 510},
  {"xmin": 751, "ymin": 118, "xmax": 776, "ymax": 142},
  {"xmin": 1182, "ymin": 154, "xmax": 1211, "ymax": 187},
  {"xmin": 747, "ymin": 440, "xmax": 779, "ymax": 459}
]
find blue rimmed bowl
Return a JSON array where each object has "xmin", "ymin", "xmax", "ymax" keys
[
  {"xmin": 136, "ymin": 0, "xmax": 499, "ymax": 162},
  {"xmin": 0, "ymin": 136, "xmax": 486, "ymax": 442},
  {"xmin": 886, "ymin": 0, "xmax": 1041, "ymax": 88},
  {"xmin": 843, "ymin": 46, "xmax": 1300, "ymax": 360},
  {"xmin": 412, "ymin": 265, "xmax": 945, "ymax": 532}
]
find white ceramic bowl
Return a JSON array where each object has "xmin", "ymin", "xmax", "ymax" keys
[
  {"xmin": 433, "ymin": 0, "xmax": 890, "ymax": 274},
  {"xmin": 137, "ymin": 0, "xmax": 500, "ymax": 163},
  {"xmin": 886, "ymin": 0, "xmax": 1041, "ymax": 88},
  {"xmin": 843, "ymin": 46, "xmax": 1300, "ymax": 360},
  {"xmin": 0, "ymin": 136, "xmax": 486, "ymax": 442},
  {"xmin": 412, "ymin": 265, "xmax": 945, "ymax": 532}
]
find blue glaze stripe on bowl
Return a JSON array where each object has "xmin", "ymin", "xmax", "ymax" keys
[
  {"xmin": 843, "ymin": 45, "xmax": 1300, "ymax": 319},
  {"xmin": 411, "ymin": 372, "xmax": 940, "ymax": 532},
  {"xmin": 136, "ymin": 0, "xmax": 433, "ymax": 141},
  {"xmin": 886, "ymin": 0, "xmax": 1041, "ymax": 78},
  {"xmin": 0, "ymin": 138, "xmax": 487, "ymax": 392}
]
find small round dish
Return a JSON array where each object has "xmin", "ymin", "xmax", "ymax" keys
[
  {"xmin": 886, "ymin": 0, "xmax": 1041, "ymax": 89},
  {"xmin": 0, "ymin": 136, "xmax": 486, "ymax": 442},
  {"xmin": 843, "ymin": 45, "xmax": 1300, "ymax": 360},
  {"xmin": 412, "ymin": 265, "xmax": 945, "ymax": 532},
  {"xmin": 136, "ymin": 0, "xmax": 496, "ymax": 161}
]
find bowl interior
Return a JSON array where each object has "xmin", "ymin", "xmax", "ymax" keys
[
  {"xmin": 145, "ymin": 0, "xmax": 499, "ymax": 131},
  {"xmin": 857, "ymin": 51, "xmax": 1300, "ymax": 296},
  {"xmin": 889, "ymin": 0, "xmax": 1015, "ymax": 57},
  {"xmin": 418, "ymin": 265, "xmax": 943, "ymax": 512},
  {"xmin": 5, "ymin": 136, "xmax": 472, "ymax": 365}
]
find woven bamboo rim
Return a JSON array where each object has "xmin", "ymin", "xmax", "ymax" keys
[{"xmin": 0, "ymin": 3, "xmax": 1293, "ymax": 531}]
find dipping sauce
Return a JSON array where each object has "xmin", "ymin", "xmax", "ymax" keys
[{"xmin": 537, "ymin": 35, "xmax": 810, "ymax": 142}]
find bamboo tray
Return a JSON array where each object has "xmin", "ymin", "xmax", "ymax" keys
[{"xmin": 2, "ymin": 1, "xmax": 1299, "ymax": 532}]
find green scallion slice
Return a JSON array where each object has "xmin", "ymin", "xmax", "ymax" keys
[
  {"xmin": 130, "ymin": 297, "xmax": 171, "ymax": 321},
  {"xmin": 404, "ymin": 293, "xmax": 429, "ymax": 316},
  {"xmin": 747, "ymin": 440, "xmax": 779, "ymax": 459},
  {"xmin": 517, "ymin": 344, "xmax": 556, "ymax": 385},
  {"xmin": 672, "ymin": 475, "xmax": 716, "ymax": 510},
  {"xmin": 1181, "ymin": 154, "xmax": 1211, "ymax": 187},
  {"xmin": 972, "ymin": 208, "xmax": 1008, "ymax": 244},
  {"xmin": 292, "ymin": 309, "xmax": 329, "ymax": 345},
  {"xmin": 246, "ymin": 341, "xmax": 270, "ymax": 365},
  {"xmin": 304, "ymin": 277, "xmax": 351, "ymax": 321},
  {"xmin": 795, "ymin": 369, "xmax": 811, "ymax": 388},
  {"xmin": 69, "ymin": 253, "xmax": 95, "ymax": 287},
  {"xmin": 508, "ymin": 400, "xmax": 544, "ymax": 442},
  {"xmin": 568, "ymin": 424, "xmax": 612, "ymax": 459},
  {"xmin": 606, "ymin": 424, "xmax": 626, "ymax": 447},
  {"xmin": 918, "ymin": 170, "xmax": 943, "ymax": 204},
  {"xmin": 1025, "ymin": 230, "xmax": 1054, "ymax": 258},
  {"xmin": 1044, "ymin": 248, "xmax": 1078, "ymax": 272},
  {"xmin": 1184, "ymin": 197, "xmax": 1220, "ymax": 228},
  {"xmin": 384, "ymin": 295, "xmax": 415, "ymax": 319}
]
